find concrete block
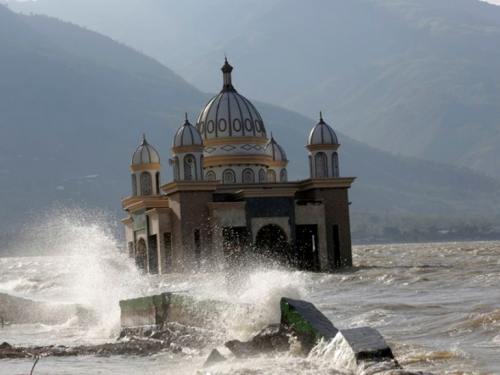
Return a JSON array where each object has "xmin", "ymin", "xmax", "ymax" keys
[
  {"xmin": 119, "ymin": 292, "xmax": 233, "ymax": 329},
  {"xmin": 339, "ymin": 327, "xmax": 395, "ymax": 362},
  {"xmin": 119, "ymin": 296, "xmax": 156, "ymax": 327},
  {"xmin": 280, "ymin": 297, "xmax": 338, "ymax": 341}
]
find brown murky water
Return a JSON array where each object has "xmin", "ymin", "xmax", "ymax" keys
[{"xmin": 1, "ymin": 240, "xmax": 499, "ymax": 374}]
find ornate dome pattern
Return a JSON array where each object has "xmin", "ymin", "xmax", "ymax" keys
[
  {"xmin": 173, "ymin": 114, "xmax": 203, "ymax": 147},
  {"xmin": 196, "ymin": 59, "xmax": 267, "ymax": 140},
  {"xmin": 265, "ymin": 134, "xmax": 288, "ymax": 162},
  {"xmin": 132, "ymin": 135, "xmax": 160, "ymax": 165},
  {"xmin": 308, "ymin": 113, "xmax": 339, "ymax": 146}
]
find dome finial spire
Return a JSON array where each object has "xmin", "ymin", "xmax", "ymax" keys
[
  {"xmin": 142, "ymin": 133, "xmax": 146, "ymax": 144},
  {"xmin": 221, "ymin": 56, "xmax": 235, "ymax": 92},
  {"xmin": 319, "ymin": 111, "xmax": 323, "ymax": 121},
  {"xmin": 185, "ymin": 112, "xmax": 188, "ymax": 122}
]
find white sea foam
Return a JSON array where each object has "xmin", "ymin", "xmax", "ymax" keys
[
  {"xmin": 2, "ymin": 205, "xmax": 156, "ymax": 339},
  {"xmin": 308, "ymin": 336, "xmax": 357, "ymax": 373}
]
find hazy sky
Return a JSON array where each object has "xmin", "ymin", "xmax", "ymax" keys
[{"xmin": 7, "ymin": 0, "xmax": 500, "ymax": 4}]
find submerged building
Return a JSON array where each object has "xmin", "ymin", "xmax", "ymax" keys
[{"xmin": 121, "ymin": 59, "xmax": 355, "ymax": 273}]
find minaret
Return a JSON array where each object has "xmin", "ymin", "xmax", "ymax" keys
[
  {"xmin": 129, "ymin": 134, "xmax": 161, "ymax": 196},
  {"xmin": 170, "ymin": 114, "xmax": 204, "ymax": 181},
  {"xmin": 264, "ymin": 133, "xmax": 289, "ymax": 182},
  {"xmin": 306, "ymin": 112, "xmax": 340, "ymax": 178}
]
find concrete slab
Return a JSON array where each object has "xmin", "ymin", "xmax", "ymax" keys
[
  {"xmin": 340, "ymin": 327, "xmax": 395, "ymax": 362},
  {"xmin": 280, "ymin": 297, "xmax": 338, "ymax": 341}
]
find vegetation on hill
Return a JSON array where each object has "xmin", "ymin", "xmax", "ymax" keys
[{"xmin": 1, "ymin": 4, "xmax": 500, "ymax": 237}]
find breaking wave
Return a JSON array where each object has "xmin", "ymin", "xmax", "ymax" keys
[{"xmin": 0, "ymin": 205, "xmax": 155, "ymax": 340}]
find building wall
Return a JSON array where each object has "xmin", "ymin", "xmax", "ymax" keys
[
  {"xmin": 166, "ymin": 192, "xmax": 183, "ymax": 273},
  {"xmin": 244, "ymin": 196, "xmax": 296, "ymax": 249},
  {"xmin": 295, "ymin": 202, "xmax": 328, "ymax": 269},
  {"xmin": 168, "ymin": 190, "xmax": 214, "ymax": 272},
  {"xmin": 157, "ymin": 210, "xmax": 172, "ymax": 274},
  {"xmin": 207, "ymin": 202, "xmax": 246, "ymax": 265},
  {"xmin": 297, "ymin": 188, "xmax": 352, "ymax": 268}
]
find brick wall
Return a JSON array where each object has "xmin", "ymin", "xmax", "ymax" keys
[
  {"xmin": 169, "ymin": 191, "xmax": 214, "ymax": 272},
  {"xmin": 297, "ymin": 187, "xmax": 353, "ymax": 268}
]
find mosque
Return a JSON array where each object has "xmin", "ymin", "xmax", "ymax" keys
[{"xmin": 121, "ymin": 59, "xmax": 355, "ymax": 273}]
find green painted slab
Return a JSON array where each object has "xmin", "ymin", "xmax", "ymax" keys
[{"xmin": 280, "ymin": 297, "xmax": 338, "ymax": 341}]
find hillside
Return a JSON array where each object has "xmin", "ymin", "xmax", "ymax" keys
[
  {"xmin": 1, "ymin": 5, "xmax": 500, "ymax": 232},
  {"xmin": 9, "ymin": 0, "xmax": 500, "ymax": 177}
]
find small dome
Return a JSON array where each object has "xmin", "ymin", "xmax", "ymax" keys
[
  {"xmin": 308, "ymin": 113, "xmax": 339, "ymax": 146},
  {"xmin": 173, "ymin": 114, "xmax": 203, "ymax": 147},
  {"xmin": 265, "ymin": 134, "xmax": 288, "ymax": 162},
  {"xmin": 196, "ymin": 58, "xmax": 266, "ymax": 140},
  {"xmin": 131, "ymin": 134, "xmax": 160, "ymax": 165}
]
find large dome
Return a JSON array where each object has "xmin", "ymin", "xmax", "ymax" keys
[
  {"xmin": 308, "ymin": 113, "xmax": 339, "ymax": 146},
  {"xmin": 131, "ymin": 135, "xmax": 160, "ymax": 165},
  {"xmin": 196, "ymin": 59, "xmax": 267, "ymax": 140}
]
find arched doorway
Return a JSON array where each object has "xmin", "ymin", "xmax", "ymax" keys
[
  {"xmin": 136, "ymin": 238, "xmax": 148, "ymax": 272},
  {"xmin": 255, "ymin": 224, "xmax": 290, "ymax": 266}
]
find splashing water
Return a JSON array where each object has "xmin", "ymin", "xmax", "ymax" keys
[
  {"xmin": 1, "ymin": 205, "xmax": 155, "ymax": 340},
  {"xmin": 155, "ymin": 263, "xmax": 310, "ymax": 341},
  {"xmin": 224, "ymin": 269, "xmax": 308, "ymax": 340},
  {"xmin": 1, "ymin": 204, "xmax": 313, "ymax": 344}
]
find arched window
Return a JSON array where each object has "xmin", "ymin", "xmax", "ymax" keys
[
  {"xmin": 280, "ymin": 168, "xmax": 287, "ymax": 182},
  {"xmin": 140, "ymin": 171, "xmax": 152, "ymax": 196},
  {"xmin": 259, "ymin": 169, "xmax": 266, "ymax": 183},
  {"xmin": 267, "ymin": 169, "xmax": 276, "ymax": 182},
  {"xmin": 332, "ymin": 152, "xmax": 339, "ymax": 177},
  {"xmin": 131, "ymin": 174, "xmax": 137, "ymax": 196},
  {"xmin": 243, "ymin": 168, "xmax": 254, "ymax": 183},
  {"xmin": 315, "ymin": 152, "xmax": 328, "ymax": 178},
  {"xmin": 309, "ymin": 155, "xmax": 312, "ymax": 178},
  {"xmin": 184, "ymin": 154, "xmax": 197, "ymax": 180},
  {"xmin": 206, "ymin": 171, "xmax": 216, "ymax": 181},
  {"xmin": 155, "ymin": 172, "xmax": 160, "ymax": 194},
  {"xmin": 223, "ymin": 169, "xmax": 236, "ymax": 184},
  {"xmin": 173, "ymin": 157, "xmax": 180, "ymax": 181}
]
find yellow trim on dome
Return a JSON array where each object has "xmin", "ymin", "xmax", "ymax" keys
[
  {"xmin": 170, "ymin": 145, "xmax": 205, "ymax": 154},
  {"xmin": 203, "ymin": 154, "xmax": 273, "ymax": 168},
  {"xmin": 306, "ymin": 144, "xmax": 340, "ymax": 151},
  {"xmin": 268, "ymin": 161, "xmax": 288, "ymax": 168},
  {"xmin": 203, "ymin": 136, "xmax": 268, "ymax": 146},
  {"xmin": 129, "ymin": 163, "xmax": 162, "ymax": 172}
]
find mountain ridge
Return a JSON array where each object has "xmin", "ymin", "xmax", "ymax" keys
[
  {"xmin": 1, "ymin": 4, "xmax": 500, "ymax": 232},
  {"xmin": 9, "ymin": 0, "xmax": 500, "ymax": 177}
]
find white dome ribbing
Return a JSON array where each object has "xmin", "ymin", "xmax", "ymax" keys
[
  {"xmin": 173, "ymin": 114, "xmax": 203, "ymax": 147},
  {"xmin": 308, "ymin": 112, "xmax": 339, "ymax": 146},
  {"xmin": 131, "ymin": 134, "xmax": 160, "ymax": 165},
  {"xmin": 265, "ymin": 134, "xmax": 288, "ymax": 162},
  {"xmin": 196, "ymin": 58, "xmax": 267, "ymax": 140}
]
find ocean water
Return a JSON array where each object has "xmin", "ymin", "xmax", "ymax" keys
[{"xmin": 0, "ymin": 209, "xmax": 499, "ymax": 374}]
